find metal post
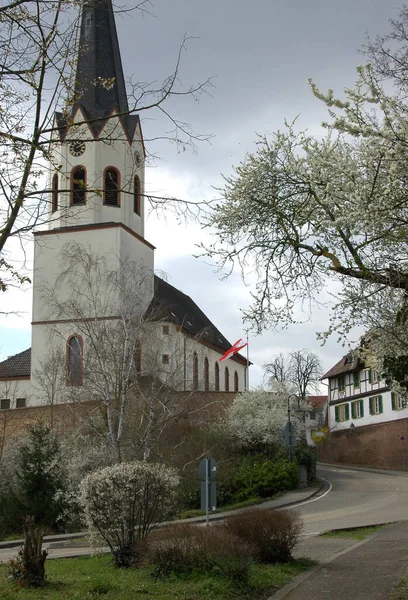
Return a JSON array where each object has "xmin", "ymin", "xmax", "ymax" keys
[
  {"xmin": 245, "ymin": 329, "xmax": 249, "ymax": 391},
  {"xmin": 205, "ymin": 457, "xmax": 210, "ymax": 526},
  {"xmin": 287, "ymin": 396, "xmax": 292, "ymax": 462}
]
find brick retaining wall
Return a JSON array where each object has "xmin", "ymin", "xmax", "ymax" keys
[{"xmin": 319, "ymin": 418, "xmax": 408, "ymax": 470}]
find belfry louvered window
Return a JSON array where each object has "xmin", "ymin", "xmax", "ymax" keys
[
  {"xmin": 52, "ymin": 173, "xmax": 58, "ymax": 212},
  {"xmin": 104, "ymin": 167, "xmax": 120, "ymax": 206},
  {"xmin": 71, "ymin": 167, "xmax": 86, "ymax": 205},
  {"xmin": 134, "ymin": 175, "xmax": 141, "ymax": 214}
]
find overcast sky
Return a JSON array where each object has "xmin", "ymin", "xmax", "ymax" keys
[{"xmin": 0, "ymin": 0, "xmax": 404, "ymax": 387}]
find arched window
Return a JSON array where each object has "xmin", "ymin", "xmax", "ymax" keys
[
  {"xmin": 67, "ymin": 335, "xmax": 83, "ymax": 386},
  {"xmin": 51, "ymin": 173, "xmax": 58, "ymax": 213},
  {"xmin": 135, "ymin": 341, "xmax": 142, "ymax": 375},
  {"xmin": 71, "ymin": 166, "xmax": 86, "ymax": 205},
  {"xmin": 215, "ymin": 362, "xmax": 220, "ymax": 392},
  {"xmin": 234, "ymin": 370, "xmax": 239, "ymax": 392},
  {"xmin": 134, "ymin": 175, "xmax": 141, "ymax": 215},
  {"xmin": 225, "ymin": 367, "xmax": 230, "ymax": 392},
  {"xmin": 204, "ymin": 357, "xmax": 209, "ymax": 392},
  {"xmin": 104, "ymin": 167, "xmax": 120, "ymax": 206},
  {"xmin": 193, "ymin": 352, "xmax": 199, "ymax": 390}
]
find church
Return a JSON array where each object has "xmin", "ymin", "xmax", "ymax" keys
[{"xmin": 0, "ymin": 0, "xmax": 247, "ymax": 414}]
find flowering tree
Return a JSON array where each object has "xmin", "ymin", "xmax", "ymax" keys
[
  {"xmin": 222, "ymin": 389, "xmax": 305, "ymax": 451},
  {"xmin": 79, "ymin": 461, "xmax": 179, "ymax": 567},
  {"xmin": 205, "ymin": 8, "xmax": 408, "ymax": 376}
]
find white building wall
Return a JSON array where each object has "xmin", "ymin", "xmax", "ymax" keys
[
  {"xmin": 48, "ymin": 111, "xmax": 145, "ymax": 237},
  {"xmin": 0, "ymin": 379, "xmax": 32, "ymax": 407},
  {"xmin": 139, "ymin": 324, "xmax": 247, "ymax": 392},
  {"xmin": 327, "ymin": 368, "xmax": 408, "ymax": 431}
]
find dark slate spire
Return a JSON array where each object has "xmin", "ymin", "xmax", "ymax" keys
[{"xmin": 72, "ymin": 0, "xmax": 134, "ymax": 138}]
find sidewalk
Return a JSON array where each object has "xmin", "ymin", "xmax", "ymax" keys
[
  {"xmin": 270, "ymin": 521, "xmax": 408, "ymax": 599},
  {"xmin": 0, "ymin": 483, "xmax": 324, "ymax": 563}
]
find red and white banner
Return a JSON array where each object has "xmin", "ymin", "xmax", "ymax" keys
[{"xmin": 219, "ymin": 338, "xmax": 248, "ymax": 362}]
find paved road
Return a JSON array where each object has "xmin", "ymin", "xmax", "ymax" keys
[{"xmin": 295, "ymin": 465, "xmax": 408, "ymax": 534}]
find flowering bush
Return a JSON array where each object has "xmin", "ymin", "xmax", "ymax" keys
[{"xmin": 79, "ymin": 461, "xmax": 179, "ymax": 568}]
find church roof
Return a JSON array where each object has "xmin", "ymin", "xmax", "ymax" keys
[
  {"xmin": 150, "ymin": 276, "xmax": 247, "ymax": 364},
  {"xmin": 0, "ymin": 278, "xmax": 247, "ymax": 378},
  {"xmin": 0, "ymin": 348, "xmax": 31, "ymax": 378},
  {"xmin": 57, "ymin": 0, "xmax": 137, "ymax": 140}
]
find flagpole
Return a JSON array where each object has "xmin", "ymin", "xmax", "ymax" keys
[{"xmin": 246, "ymin": 329, "xmax": 249, "ymax": 391}]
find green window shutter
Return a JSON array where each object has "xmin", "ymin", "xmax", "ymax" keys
[
  {"xmin": 391, "ymin": 392, "xmax": 396, "ymax": 411},
  {"xmin": 335, "ymin": 406, "xmax": 339, "ymax": 422},
  {"xmin": 351, "ymin": 402, "xmax": 356, "ymax": 419},
  {"xmin": 360, "ymin": 399, "xmax": 364, "ymax": 417},
  {"xmin": 345, "ymin": 403, "xmax": 350, "ymax": 421},
  {"xmin": 379, "ymin": 395, "xmax": 383, "ymax": 414},
  {"xmin": 353, "ymin": 372, "xmax": 359, "ymax": 388},
  {"xmin": 369, "ymin": 397, "xmax": 373, "ymax": 415},
  {"xmin": 368, "ymin": 368, "xmax": 373, "ymax": 384}
]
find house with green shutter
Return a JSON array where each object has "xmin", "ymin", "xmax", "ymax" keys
[{"xmin": 322, "ymin": 353, "xmax": 406, "ymax": 432}]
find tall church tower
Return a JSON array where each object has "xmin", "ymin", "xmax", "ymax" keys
[{"xmin": 30, "ymin": 0, "xmax": 154, "ymax": 392}]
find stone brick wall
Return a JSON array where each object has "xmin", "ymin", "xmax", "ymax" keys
[
  {"xmin": 0, "ymin": 391, "xmax": 237, "ymax": 459},
  {"xmin": 319, "ymin": 417, "xmax": 408, "ymax": 470}
]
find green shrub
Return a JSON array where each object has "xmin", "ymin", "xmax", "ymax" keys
[
  {"xmin": 148, "ymin": 523, "xmax": 255, "ymax": 585},
  {"xmin": 293, "ymin": 444, "xmax": 317, "ymax": 482},
  {"xmin": 227, "ymin": 455, "xmax": 299, "ymax": 503},
  {"xmin": 225, "ymin": 508, "xmax": 303, "ymax": 563},
  {"xmin": 17, "ymin": 420, "xmax": 68, "ymax": 532}
]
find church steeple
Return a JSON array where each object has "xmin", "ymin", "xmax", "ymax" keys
[{"xmin": 71, "ymin": 0, "xmax": 133, "ymax": 138}]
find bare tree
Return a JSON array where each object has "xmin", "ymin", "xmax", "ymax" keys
[
  {"xmin": 33, "ymin": 347, "xmax": 65, "ymax": 428},
  {"xmin": 264, "ymin": 349, "xmax": 322, "ymax": 400},
  {"xmin": 0, "ymin": 0, "xmax": 213, "ymax": 292},
  {"xmin": 37, "ymin": 242, "xmax": 219, "ymax": 462}
]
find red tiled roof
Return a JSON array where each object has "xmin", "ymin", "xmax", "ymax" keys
[
  {"xmin": 0, "ymin": 348, "xmax": 31, "ymax": 378},
  {"xmin": 307, "ymin": 395, "xmax": 328, "ymax": 409}
]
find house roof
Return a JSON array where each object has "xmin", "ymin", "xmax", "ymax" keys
[
  {"xmin": 0, "ymin": 276, "xmax": 248, "ymax": 378},
  {"xmin": 0, "ymin": 348, "xmax": 31, "ymax": 378},
  {"xmin": 321, "ymin": 354, "xmax": 364, "ymax": 380},
  {"xmin": 307, "ymin": 395, "xmax": 328, "ymax": 409}
]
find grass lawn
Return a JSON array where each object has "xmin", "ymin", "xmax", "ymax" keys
[
  {"xmin": 0, "ymin": 555, "xmax": 314, "ymax": 600},
  {"xmin": 321, "ymin": 524, "xmax": 386, "ymax": 542}
]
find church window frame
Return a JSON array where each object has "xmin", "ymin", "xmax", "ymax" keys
[
  {"xmin": 162, "ymin": 354, "xmax": 169, "ymax": 365},
  {"xmin": 225, "ymin": 367, "xmax": 230, "ymax": 392},
  {"xmin": 134, "ymin": 175, "xmax": 141, "ymax": 215},
  {"xmin": 215, "ymin": 362, "xmax": 220, "ymax": 391},
  {"xmin": 67, "ymin": 334, "xmax": 84, "ymax": 386},
  {"xmin": 204, "ymin": 357, "xmax": 209, "ymax": 391},
  {"xmin": 234, "ymin": 370, "xmax": 239, "ymax": 392},
  {"xmin": 193, "ymin": 352, "xmax": 199, "ymax": 390},
  {"xmin": 135, "ymin": 341, "xmax": 142, "ymax": 374},
  {"xmin": 103, "ymin": 166, "xmax": 120, "ymax": 207},
  {"xmin": 70, "ymin": 166, "xmax": 87, "ymax": 205},
  {"xmin": 51, "ymin": 173, "xmax": 59, "ymax": 213}
]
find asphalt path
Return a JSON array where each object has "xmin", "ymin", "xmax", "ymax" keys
[{"xmin": 295, "ymin": 465, "xmax": 408, "ymax": 535}]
